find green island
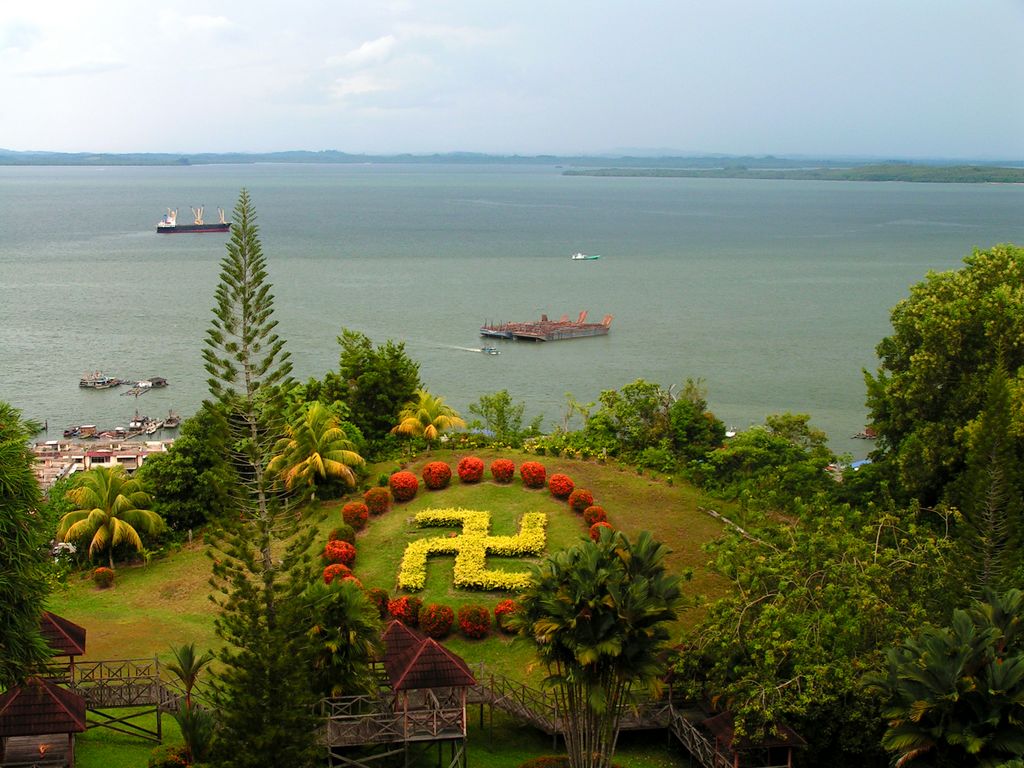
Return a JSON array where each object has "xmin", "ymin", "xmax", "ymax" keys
[
  {"xmin": 3, "ymin": 190, "xmax": 1024, "ymax": 768},
  {"xmin": 563, "ymin": 163, "xmax": 1024, "ymax": 183}
]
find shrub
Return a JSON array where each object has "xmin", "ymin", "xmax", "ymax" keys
[
  {"xmin": 548, "ymin": 473, "xmax": 575, "ymax": 499},
  {"xmin": 568, "ymin": 488, "xmax": 595, "ymax": 514},
  {"xmin": 367, "ymin": 587, "xmax": 390, "ymax": 619},
  {"xmin": 583, "ymin": 505, "xmax": 607, "ymax": 526},
  {"xmin": 388, "ymin": 595, "xmax": 422, "ymax": 626},
  {"xmin": 589, "ymin": 521, "xmax": 614, "ymax": 541},
  {"xmin": 418, "ymin": 603, "xmax": 455, "ymax": 639},
  {"xmin": 458, "ymin": 604, "xmax": 491, "ymax": 639},
  {"xmin": 520, "ymin": 461, "xmax": 546, "ymax": 489},
  {"xmin": 328, "ymin": 523, "xmax": 356, "ymax": 545},
  {"xmin": 457, "ymin": 456, "xmax": 485, "ymax": 483},
  {"xmin": 364, "ymin": 486, "xmax": 392, "ymax": 516},
  {"xmin": 494, "ymin": 599, "xmax": 518, "ymax": 633},
  {"xmin": 389, "ymin": 471, "xmax": 419, "ymax": 502},
  {"xmin": 322, "ymin": 539, "xmax": 356, "ymax": 566},
  {"xmin": 377, "ymin": 473, "xmax": 390, "ymax": 487},
  {"xmin": 422, "ymin": 461, "xmax": 453, "ymax": 490},
  {"xmin": 149, "ymin": 744, "xmax": 189, "ymax": 768},
  {"xmin": 322, "ymin": 563, "xmax": 352, "ymax": 584},
  {"xmin": 342, "ymin": 502, "xmax": 369, "ymax": 530},
  {"xmin": 93, "ymin": 567, "xmax": 115, "ymax": 589},
  {"xmin": 490, "ymin": 458, "xmax": 516, "ymax": 483}
]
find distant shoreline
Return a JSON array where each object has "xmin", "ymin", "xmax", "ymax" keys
[{"xmin": 563, "ymin": 164, "xmax": 1024, "ymax": 184}]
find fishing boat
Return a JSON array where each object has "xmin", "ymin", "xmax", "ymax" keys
[{"xmin": 570, "ymin": 252, "xmax": 601, "ymax": 261}]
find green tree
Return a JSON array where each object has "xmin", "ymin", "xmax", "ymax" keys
[
  {"xmin": 267, "ymin": 401, "xmax": 364, "ymax": 502},
  {"xmin": 167, "ymin": 642, "xmax": 216, "ymax": 764},
  {"xmin": 303, "ymin": 579, "xmax": 383, "ymax": 698},
  {"xmin": 392, "ymin": 389, "xmax": 466, "ymax": 447},
  {"xmin": 587, "ymin": 379, "xmax": 672, "ymax": 455},
  {"xmin": 337, "ymin": 329, "xmax": 421, "ymax": 442},
  {"xmin": 57, "ymin": 465, "xmax": 163, "ymax": 570},
  {"xmin": 467, "ymin": 389, "xmax": 542, "ymax": 445},
  {"xmin": 676, "ymin": 503, "xmax": 959, "ymax": 764},
  {"xmin": 0, "ymin": 402, "xmax": 52, "ymax": 689},
  {"xmin": 509, "ymin": 530, "xmax": 687, "ymax": 768},
  {"xmin": 136, "ymin": 405, "xmax": 235, "ymax": 530},
  {"xmin": 668, "ymin": 378, "xmax": 726, "ymax": 460},
  {"xmin": 868, "ymin": 589, "xmax": 1024, "ymax": 768},
  {"xmin": 202, "ymin": 189, "xmax": 320, "ymax": 768},
  {"xmin": 864, "ymin": 244, "xmax": 1024, "ymax": 506}
]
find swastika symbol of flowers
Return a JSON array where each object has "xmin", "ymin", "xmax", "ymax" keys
[{"xmin": 398, "ymin": 507, "xmax": 547, "ymax": 591}]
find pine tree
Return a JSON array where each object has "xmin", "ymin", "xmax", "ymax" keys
[
  {"xmin": 202, "ymin": 189, "xmax": 320, "ymax": 768},
  {"xmin": 0, "ymin": 402, "xmax": 51, "ymax": 689}
]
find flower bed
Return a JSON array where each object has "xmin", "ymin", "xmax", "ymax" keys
[
  {"xmin": 397, "ymin": 507, "xmax": 546, "ymax": 591},
  {"xmin": 422, "ymin": 461, "xmax": 453, "ymax": 490},
  {"xmin": 342, "ymin": 502, "xmax": 369, "ymax": 530},
  {"xmin": 548, "ymin": 473, "xmax": 575, "ymax": 499},
  {"xmin": 389, "ymin": 470, "xmax": 419, "ymax": 502},
  {"xmin": 494, "ymin": 599, "xmax": 518, "ymax": 633},
  {"xmin": 520, "ymin": 461, "xmax": 547, "ymax": 488},
  {"xmin": 583, "ymin": 505, "xmax": 607, "ymax": 526},
  {"xmin": 490, "ymin": 458, "xmax": 515, "ymax": 483},
  {"xmin": 418, "ymin": 603, "xmax": 455, "ymax": 638},
  {"xmin": 589, "ymin": 521, "xmax": 614, "ymax": 541},
  {"xmin": 457, "ymin": 604, "xmax": 491, "ymax": 639},
  {"xmin": 322, "ymin": 539, "xmax": 356, "ymax": 566},
  {"xmin": 364, "ymin": 486, "xmax": 392, "ymax": 516},
  {"xmin": 457, "ymin": 456, "xmax": 485, "ymax": 483},
  {"xmin": 322, "ymin": 563, "xmax": 352, "ymax": 584},
  {"xmin": 388, "ymin": 595, "xmax": 423, "ymax": 626},
  {"xmin": 93, "ymin": 567, "xmax": 115, "ymax": 589},
  {"xmin": 568, "ymin": 488, "xmax": 595, "ymax": 514}
]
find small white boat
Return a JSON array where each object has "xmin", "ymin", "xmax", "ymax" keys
[
  {"xmin": 481, "ymin": 347, "xmax": 500, "ymax": 355},
  {"xmin": 570, "ymin": 252, "xmax": 601, "ymax": 261}
]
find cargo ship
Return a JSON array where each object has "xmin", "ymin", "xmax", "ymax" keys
[
  {"xmin": 480, "ymin": 311, "xmax": 612, "ymax": 341},
  {"xmin": 156, "ymin": 206, "xmax": 231, "ymax": 234}
]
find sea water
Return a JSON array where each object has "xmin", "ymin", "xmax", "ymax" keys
[{"xmin": 0, "ymin": 163, "xmax": 1020, "ymax": 456}]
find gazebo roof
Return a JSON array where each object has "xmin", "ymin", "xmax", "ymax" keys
[
  {"xmin": 702, "ymin": 711, "xmax": 806, "ymax": 751},
  {"xmin": 382, "ymin": 620, "xmax": 476, "ymax": 691},
  {"xmin": 39, "ymin": 611, "xmax": 87, "ymax": 657},
  {"xmin": 0, "ymin": 677, "xmax": 86, "ymax": 737}
]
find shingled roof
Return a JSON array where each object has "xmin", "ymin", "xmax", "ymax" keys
[
  {"xmin": 381, "ymin": 620, "xmax": 476, "ymax": 691},
  {"xmin": 39, "ymin": 611, "xmax": 87, "ymax": 657},
  {"xmin": 702, "ymin": 711, "xmax": 806, "ymax": 751},
  {"xmin": 0, "ymin": 678, "xmax": 86, "ymax": 737}
]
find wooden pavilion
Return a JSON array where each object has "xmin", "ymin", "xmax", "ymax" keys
[
  {"xmin": 39, "ymin": 612, "xmax": 86, "ymax": 682},
  {"xmin": 701, "ymin": 711, "xmax": 806, "ymax": 768},
  {"xmin": 0, "ymin": 677, "xmax": 86, "ymax": 768}
]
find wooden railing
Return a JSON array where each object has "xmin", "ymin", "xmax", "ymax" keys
[
  {"xmin": 319, "ymin": 691, "xmax": 466, "ymax": 747},
  {"xmin": 668, "ymin": 707, "xmax": 734, "ymax": 768},
  {"xmin": 70, "ymin": 659, "xmax": 163, "ymax": 709}
]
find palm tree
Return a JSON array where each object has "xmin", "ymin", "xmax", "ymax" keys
[
  {"xmin": 304, "ymin": 579, "xmax": 383, "ymax": 697},
  {"xmin": 57, "ymin": 465, "xmax": 163, "ymax": 570},
  {"xmin": 167, "ymin": 642, "xmax": 215, "ymax": 710},
  {"xmin": 267, "ymin": 401, "xmax": 364, "ymax": 501},
  {"xmin": 167, "ymin": 642, "xmax": 216, "ymax": 764},
  {"xmin": 391, "ymin": 389, "xmax": 466, "ymax": 447},
  {"xmin": 508, "ymin": 529, "xmax": 686, "ymax": 768}
]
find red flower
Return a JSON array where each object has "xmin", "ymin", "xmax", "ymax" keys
[
  {"xmin": 520, "ymin": 461, "xmax": 547, "ymax": 489},
  {"xmin": 342, "ymin": 502, "xmax": 369, "ymax": 530},
  {"xmin": 457, "ymin": 604, "xmax": 491, "ymax": 639},
  {"xmin": 568, "ymin": 488, "xmax": 595, "ymax": 514},
  {"xmin": 323, "ymin": 563, "xmax": 352, "ymax": 584},
  {"xmin": 92, "ymin": 567, "xmax": 115, "ymax": 589},
  {"xmin": 322, "ymin": 539, "xmax": 357, "ymax": 566},
  {"xmin": 388, "ymin": 595, "xmax": 423, "ymax": 626},
  {"xmin": 583, "ymin": 505, "xmax": 607, "ymax": 525},
  {"xmin": 364, "ymin": 486, "xmax": 392, "ymax": 516},
  {"xmin": 422, "ymin": 461, "xmax": 453, "ymax": 490},
  {"xmin": 490, "ymin": 458, "xmax": 516, "ymax": 483},
  {"xmin": 589, "ymin": 521, "xmax": 614, "ymax": 541},
  {"xmin": 548, "ymin": 473, "xmax": 575, "ymax": 499},
  {"xmin": 494, "ymin": 599, "xmax": 519, "ymax": 633},
  {"xmin": 389, "ymin": 471, "xmax": 420, "ymax": 502},
  {"xmin": 418, "ymin": 603, "xmax": 455, "ymax": 638},
  {"xmin": 457, "ymin": 456, "xmax": 485, "ymax": 483}
]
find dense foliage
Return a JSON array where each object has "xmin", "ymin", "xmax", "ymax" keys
[
  {"xmin": 363, "ymin": 486, "xmax": 392, "ymax": 515},
  {"xmin": 337, "ymin": 328, "xmax": 421, "ymax": 443},
  {"xmin": 303, "ymin": 579, "xmax": 383, "ymax": 697},
  {"xmin": 467, "ymin": 389, "xmax": 543, "ymax": 446},
  {"xmin": 392, "ymin": 389, "xmax": 466, "ymax": 446},
  {"xmin": 388, "ymin": 470, "xmax": 419, "ymax": 501},
  {"xmin": 422, "ymin": 461, "xmax": 452, "ymax": 490},
  {"xmin": 548, "ymin": 473, "xmax": 575, "ymax": 499},
  {"xmin": 456, "ymin": 455, "xmax": 484, "ymax": 483},
  {"xmin": 567, "ymin": 488, "xmax": 594, "ymax": 514},
  {"xmin": 520, "ymin": 461, "xmax": 546, "ymax": 488},
  {"xmin": 341, "ymin": 502, "xmax": 368, "ymax": 531},
  {"xmin": 457, "ymin": 603, "xmax": 491, "ymax": 639},
  {"xmin": 490, "ymin": 458, "xmax": 516, "ymax": 483},
  {"xmin": 418, "ymin": 603, "xmax": 454, "ymax": 639}
]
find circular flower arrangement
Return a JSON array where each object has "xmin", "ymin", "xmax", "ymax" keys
[
  {"xmin": 494, "ymin": 598, "xmax": 518, "ymax": 633},
  {"xmin": 322, "ymin": 563, "xmax": 352, "ymax": 584},
  {"xmin": 364, "ymin": 486, "xmax": 392, "ymax": 516},
  {"xmin": 418, "ymin": 603, "xmax": 455, "ymax": 638},
  {"xmin": 322, "ymin": 539, "xmax": 357, "ymax": 566},
  {"xmin": 329, "ymin": 524, "xmax": 356, "ymax": 544},
  {"xmin": 589, "ymin": 521, "xmax": 614, "ymax": 541},
  {"xmin": 490, "ymin": 458, "xmax": 516, "ymax": 483},
  {"xmin": 568, "ymin": 488, "xmax": 595, "ymax": 514},
  {"xmin": 422, "ymin": 461, "xmax": 453, "ymax": 490},
  {"xmin": 389, "ymin": 470, "xmax": 420, "ymax": 502},
  {"xmin": 457, "ymin": 456, "xmax": 485, "ymax": 483},
  {"xmin": 548, "ymin": 473, "xmax": 575, "ymax": 499},
  {"xmin": 93, "ymin": 567, "xmax": 115, "ymax": 589},
  {"xmin": 520, "ymin": 461, "xmax": 547, "ymax": 489},
  {"xmin": 342, "ymin": 502, "xmax": 369, "ymax": 530},
  {"xmin": 388, "ymin": 595, "xmax": 422, "ymax": 626},
  {"xmin": 458, "ymin": 604, "xmax": 491, "ymax": 639},
  {"xmin": 583, "ymin": 505, "xmax": 607, "ymax": 526}
]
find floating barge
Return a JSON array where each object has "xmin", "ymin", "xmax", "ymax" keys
[{"xmin": 480, "ymin": 311, "xmax": 612, "ymax": 342}]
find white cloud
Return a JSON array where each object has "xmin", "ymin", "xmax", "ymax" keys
[
  {"xmin": 329, "ymin": 73, "xmax": 396, "ymax": 102},
  {"xmin": 19, "ymin": 59, "xmax": 125, "ymax": 78},
  {"xmin": 327, "ymin": 35, "xmax": 397, "ymax": 68}
]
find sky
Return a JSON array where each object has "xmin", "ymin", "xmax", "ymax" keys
[{"xmin": 1, "ymin": 1, "xmax": 1021, "ymax": 158}]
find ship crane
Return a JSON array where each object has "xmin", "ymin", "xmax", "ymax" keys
[
  {"xmin": 218, "ymin": 208, "xmax": 226, "ymax": 225},
  {"xmin": 190, "ymin": 206, "xmax": 205, "ymax": 225}
]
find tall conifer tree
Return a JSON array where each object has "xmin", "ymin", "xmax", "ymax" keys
[{"xmin": 202, "ymin": 189, "xmax": 319, "ymax": 768}]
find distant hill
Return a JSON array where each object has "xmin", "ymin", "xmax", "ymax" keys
[{"xmin": 564, "ymin": 163, "xmax": 1024, "ymax": 184}]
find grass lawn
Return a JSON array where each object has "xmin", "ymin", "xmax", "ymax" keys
[{"xmin": 47, "ymin": 449, "xmax": 732, "ymax": 766}]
